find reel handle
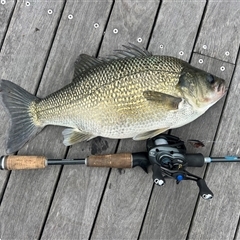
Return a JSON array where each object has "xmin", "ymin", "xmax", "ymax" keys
[
  {"xmin": 197, "ymin": 179, "xmax": 214, "ymax": 200},
  {"xmin": 152, "ymin": 164, "xmax": 165, "ymax": 186}
]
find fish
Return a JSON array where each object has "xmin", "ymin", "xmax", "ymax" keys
[{"xmin": 0, "ymin": 44, "xmax": 226, "ymax": 154}]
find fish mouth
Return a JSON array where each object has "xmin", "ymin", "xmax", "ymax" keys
[{"xmin": 215, "ymin": 82, "xmax": 227, "ymax": 96}]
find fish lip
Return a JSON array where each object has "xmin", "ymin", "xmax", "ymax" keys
[{"xmin": 215, "ymin": 82, "xmax": 227, "ymax": 95}]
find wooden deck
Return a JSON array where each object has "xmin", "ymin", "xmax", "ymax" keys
[{"xmin": 0, "ymin": 0, "xmax": 240, "ymax": 239}]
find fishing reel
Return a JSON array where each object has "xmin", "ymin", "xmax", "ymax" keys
[{"xmin": 146, "ymin": 134, "xmax": 214, "ymax": 200}]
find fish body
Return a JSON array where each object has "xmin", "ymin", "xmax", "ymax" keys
[{"xmin": 0, "ymin": 45, "xmax": 226, "ymax": 153}]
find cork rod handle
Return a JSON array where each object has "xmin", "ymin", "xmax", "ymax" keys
[
  {"xmin": 0, "ymin": 155, "xmax": 47, "ymax": 170},
  {"xmin": 87, "ymin": 153, "xmax": 133, "ymax": 168}
]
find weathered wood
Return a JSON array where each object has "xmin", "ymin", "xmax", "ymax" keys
[
  {"xmin": 188, "ymin": 52, "xmax": 240, "ymax": 240},
  {"xmin": 41, "ymin": 1, "xmax": 159, "ymax": 239},
  {"xmin": 0, "ymin": 1, "xmax": 65, "ymax": 239},
  {"xmin": 0, "ymin": 0, "xmax": 15, "ymax": 47},
  {"xmin": 140, "ymin": 54, "xmax": 235, "ymax": 239},
  {"xmin": 0, "ymin": 0, "xmax": 16, "ymax": 201},
  {"xmin": 99, "ymin": 0, "xmax": 159, "ymax": 56},
  {"xmin": 40, "ymin": 139, "xmax": 117, "ymax": 240},
  {"xmin": 91, "ymin": 139, "xmax": 152, "ymax": 240},
  {"xmin": 148, "ymin": 0, "xmax": 206, "ymax": 61},
  {"xmin": 194, "ymin": 1, "xmax": 240, "ymax": 64},
  {"xmin": 0, "ymin": 1, "xmax": 112, "ymax": 239},
  {"xmin": 236, "ymin": 228, "xmax": 240, "ymax": 240}
]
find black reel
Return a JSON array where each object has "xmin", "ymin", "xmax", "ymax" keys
[{"xmin": 146, "ymin": 134, "xmax": 214, "ymax": 200}]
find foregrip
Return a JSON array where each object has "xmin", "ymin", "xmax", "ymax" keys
[
  {"xmin": 0, "ymin": 155, "xmax": 47, "ymax": 170},
  {"xmin": 185, "ymin": 153, "xmax": 205, "ymax": 167},
  {"xmin": 86, "ymin": 153, "xmax": 132, "ymax": 168}
]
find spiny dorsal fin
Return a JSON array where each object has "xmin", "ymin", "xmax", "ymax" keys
[
  {"xmin": 106, "ymin": 43, "xmax": 152, "ymax": 60},
  {"xmin": 120, "ymin": 43, "xmax": 152, "ymax": 57},
  {"xmin": 74, "ymin": 54, "xmax": 104, "ymax": 79},
  {"xmin": 73, "ymin": 44, "xmax": 152, "ymax": 79}
]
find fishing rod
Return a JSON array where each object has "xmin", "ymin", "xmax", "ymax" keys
[{"xmin": 1, "ymin": 134, "xmax": 239, "ymax": 200}]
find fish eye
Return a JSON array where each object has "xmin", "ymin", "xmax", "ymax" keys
[{"xmin": 206, "ymin": 74, "xmax": 214, "ymax": 84}]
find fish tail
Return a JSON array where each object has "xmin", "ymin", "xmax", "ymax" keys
[{"xmin": 0, "ymin": 80, "xmax": 43, "ymax": 154}]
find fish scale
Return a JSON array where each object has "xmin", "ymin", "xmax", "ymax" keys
[{"xmin": 0, "ymin": 44, "xmax": 226, "ymax": 153}]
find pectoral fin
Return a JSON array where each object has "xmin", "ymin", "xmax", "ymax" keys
[
  {"xmin": 143, "ymin": 90, "xmax": 182, "ymax": 110},
  {"xmin": 133, "ymin": 128, "xmax": 169, "ymax": 141},
  {"xmin": 62, "ymin": 128, "xmax": 95, "ymax": 146}
]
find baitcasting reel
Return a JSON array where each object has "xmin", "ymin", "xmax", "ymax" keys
[{"xmin": 147, "ymin": 134, "xmax": 214, "ymax": 200}]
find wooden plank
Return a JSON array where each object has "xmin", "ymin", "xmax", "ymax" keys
[
  {"xmin": 236, "ymin": 228, "xmax": 240, "ymax": 240},
  {"xmin": 188, "ymin": 52, "xmax": 240, "ymax": 240},
  {"xmin": 148, "ymin": 0, "xmax": 206, "ymax": 61},
  {"xmin": 194, "ymin": 0, "xmax": 240, "ymax": 64},
  {"xmin": 0, "ymin": 0, "xmax": 65, "ymax": 238},
  {"xmin": 0, "ymin": 0, "xmax": 15, "ymax": 201},
  {"xmin": 91, "ymin": 140, "xmax": 152, "ymax": 240},
  {"xmin": 99, "ymin": 0, "xmax": 159, "ymax": 55},
  {"xmin": 40, "ymin": 139, "xmax": 117, "ymax": 240},
  {"xmin": 41, "ymin": 1, "xmax": 159, "ymax": 239},
  {"xmin": 92, "ymin": 1, "xmax": 207, "ymax": 239},
  {"xmin": 0, "ymin": 0, "xmax": 15, "ymax": 47},
  {"xmin": 139, "ymin": 55, "xmax": 235, "ymax": 240},
  {"xmin": 0, "ymin": 1, "xmax": 112, "ymax": 239}
]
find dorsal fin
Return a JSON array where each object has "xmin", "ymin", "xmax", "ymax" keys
[
  {"xmin": 73, "ymin": 54, "xmax": 103, "ymax": 78},
  {"xmin": 106, "ymin": 43, "xmax": 152, "ymax": 60},
  {"xmin": 120, "ymin": 43, "xmax": 152, "ymax": 57},
  {"xmin": 73, "ymin": 44, "xmax": 152, "ymax": 79}
]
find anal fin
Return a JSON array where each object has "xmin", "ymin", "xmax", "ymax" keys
[
  {"xmin": 62, "ymin": 128, "xmax": 95, "ymax": 146},
  {"xmin": 133, "ymin": 128, "xmax": 169, "ymax": 141}
]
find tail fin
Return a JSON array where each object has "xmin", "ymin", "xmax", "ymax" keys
[{"xmin": 0, "ymin": 80, "xmax": 42, "ymax": 154}]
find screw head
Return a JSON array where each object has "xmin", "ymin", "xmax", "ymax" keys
[
  {"xmin": 94, "ymin": 23, "xmax": 99, "ymax": 28},
  {"xmin": 179, "ymin": 51, "xmax": 184, "ymax": 56},
  {"xmin": 68, "ymin": 14, "xmax": 73, "ymax": 20},
  {"xmin": 220, "ymin": 66, "xmax": 225, "ymax": 71},
  {"xmin": 225, "ymin": 51, "xmax": 230, "ymax": 56},
  {"xmin": 199, "ymin": 59, "xmax": 204, "ymax": 64},
  {"xmin": 113, "ymin": 28, "xmax": 118, "ymax": 34}
]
